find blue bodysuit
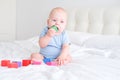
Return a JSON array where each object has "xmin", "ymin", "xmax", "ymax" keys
[{"xmin": 40, "ymin": 26, "xmax": 70, "ymax": 59}]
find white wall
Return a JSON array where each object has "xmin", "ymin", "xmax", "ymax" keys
[
  {"xmin": 0, "ymin": 0, "xmax": 16, "ymax": 41},
  {"xmin": 16, "ymin": 0, "xmax": 120, "ymax": 40}
]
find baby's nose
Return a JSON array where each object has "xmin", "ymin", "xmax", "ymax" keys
[
  {"xmin": 55, "ymin": 21, "xmax": 60, "ymax": 25},
  {"xmin": 55, "ymin": 23, "xmax": 59, "ymax": 26}
]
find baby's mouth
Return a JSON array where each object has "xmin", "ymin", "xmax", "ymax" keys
[{"xmin": 51, "ymin": 25, "xmax": 59, "ymax": 32}]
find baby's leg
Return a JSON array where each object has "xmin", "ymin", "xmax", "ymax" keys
[{"xmin": 30, "ymin": 53, "xmax": 44, "ymax": 62}]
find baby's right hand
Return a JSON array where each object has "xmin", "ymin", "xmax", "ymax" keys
[{"xmin": 46, "ymin": 28, "xmax": 56, "ymax": 37}]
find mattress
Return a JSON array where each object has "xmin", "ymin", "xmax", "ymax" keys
[{"xmin": 0, "ymin": 36, "xmax": 120, "ymax": 80}]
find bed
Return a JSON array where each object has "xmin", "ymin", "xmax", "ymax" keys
[{"xmin": 0, "ymin": 8, "xmax": 120, "ymax": 80}]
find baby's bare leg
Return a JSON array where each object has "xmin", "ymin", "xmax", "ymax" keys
[{"xmin": 30, "ymin": 53, "xmax": 44, "ymax": 62}]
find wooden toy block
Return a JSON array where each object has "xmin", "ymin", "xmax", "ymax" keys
[
  {"xmin": 32, "ymin": 60, "xmax": 41, "ymax": 65},
  {"xmin": 8, "ymin": 63, "xmax": 18, "ymax": 68},
  {"xmin": 46, "ymin": 61, "xmax": 57, "ymax": 66},
  {"xmin": 22, "ymin": 59, "xmax": 31, "ymax": 66},
  {"xmin": 12, "ymin": 61, "xmax": 22, "ymax": 67},
  {"xmin": 43, "ymin": 58, "xmax": 51, "ymax": 63},
  {"xmin": 51, "ymin": 25, "xmax": 58, "ymax": 32},
  {"xmin": 1, "ymin": 60, "xmax": 10, "ymax": 67}
]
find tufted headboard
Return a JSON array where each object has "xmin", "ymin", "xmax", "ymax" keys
[{"xmin": 66, "ymin": 8, "xmax": 120, "ymax": 35}]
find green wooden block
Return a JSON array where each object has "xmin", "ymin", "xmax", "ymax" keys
[{"xmin": 51, "ymin": 25, "xmax": 58, "ymax": 32}]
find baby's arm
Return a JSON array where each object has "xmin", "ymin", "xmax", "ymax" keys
[
  {"xmin": 60, "ymin": 44, "xmax": 69, "ymax": 57},
  {"xmin": 39, "ymin": 29, "xmax": 56, "ymax": 48}
]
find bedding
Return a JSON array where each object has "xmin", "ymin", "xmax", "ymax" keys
[
  {"xmin": 0, "ymin": 36, "xmax": 120, "ymax": 80},
  {"xmin": 82, "ymin": 35, "xmax": 120, "ymax": 49},
  {"xmin": 67, "ymin": 30, "xmax": 120, "ymax": 58}
]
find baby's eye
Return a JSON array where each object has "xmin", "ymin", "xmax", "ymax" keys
[
  {"xmin": 52, "ymin": 19, "xmax": 57, "ymax": 22},
  {"xmin": 61, "ymin": 21, "xmax": 64, "ymax": 23}
]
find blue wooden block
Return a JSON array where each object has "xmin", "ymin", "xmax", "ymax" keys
[{"xmin": 43, "ymin": 58, "xmax": 51, "ymax": 63}]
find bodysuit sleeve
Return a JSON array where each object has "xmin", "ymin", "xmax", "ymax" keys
[
  {"xmin": 62, "ymin": 31, "xmax": 71, "ymax": 45},
  {"xmin": 39, "ymin": 26, "xmax": 48, "ymax": 38}
]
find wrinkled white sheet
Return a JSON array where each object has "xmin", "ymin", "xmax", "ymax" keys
[{"xmin": 0, "ymin": 39, "xmax": 120, "ymax": 80}]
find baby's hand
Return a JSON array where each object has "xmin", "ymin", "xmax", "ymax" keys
[
  {"xmin": 55, "ymin": 54, "xmax": 67, "ymax": 66},
  {"xmin": 46, "ymin": 28, "xmax": 56, "ymax": 37}
]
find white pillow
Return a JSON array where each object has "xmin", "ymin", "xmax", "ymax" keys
[
  {"xmin": 67, "ymin": 31, "xmax": 120, "ymax": 58},
  {"xmin": 83, "ymin": 35, "xmax": 120, "ymax": 50},
  {"xmin": 66, "ymin": 30, "xmax": 98, "ymax": 46}
]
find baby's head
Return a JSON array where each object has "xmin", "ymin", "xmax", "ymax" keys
[{"xmin": 47, "ymin": 7, "xmax": 67, "ymax": 33}]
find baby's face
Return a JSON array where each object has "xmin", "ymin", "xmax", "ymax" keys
[{"xmin": 47, "ymin": 10, "xmax": 67, "ymax": 33}]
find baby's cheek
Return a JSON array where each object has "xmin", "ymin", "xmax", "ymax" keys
[
  {"xmin": 48, "ymin": 22, "xmax": 54, "ymax": 27},
  {"xmin": 48, "ymin": 24, "xmax": 52, "ymax": 28}
]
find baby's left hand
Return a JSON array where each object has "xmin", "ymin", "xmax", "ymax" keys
[{"xmin": 55, "ymin": 54, "xmax": 67, "ymax": 66}]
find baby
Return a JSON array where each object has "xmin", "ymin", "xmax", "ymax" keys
[{"xmin": 31, "ymin": 7, "xmax": 72, "ymax": 66}]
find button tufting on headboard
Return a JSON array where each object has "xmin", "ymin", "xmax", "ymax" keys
[{"xmin": 66, "ymin": 8, "xmax": 120, "ymax": 35}]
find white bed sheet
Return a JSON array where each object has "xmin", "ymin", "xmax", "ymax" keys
[{"xmin": 0, "ymin": 39, "xmax": 120, "ymax": 80}]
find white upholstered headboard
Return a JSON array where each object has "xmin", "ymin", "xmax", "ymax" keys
[{"xmin": 66, "ymin": 8, "xmax": 120, "ymax": 35}]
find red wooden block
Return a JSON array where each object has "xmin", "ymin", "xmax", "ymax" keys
[
  {"xmin": 22, "ymin": 59, "xmax": 31, "ymax": 66},
  {"xmin": 1, "ymin": 60, "xmax": 10, "ymax": 67},
  {"xmin": 8, "ymin": 63, "xmax": 18, "ymax": 68}
]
